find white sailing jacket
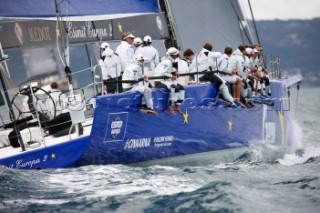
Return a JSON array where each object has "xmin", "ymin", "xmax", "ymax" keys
[
  {"xmin": 229, "ymin": 49, "xmax": 245, "ymax": 79},
  {"xmin": 217, "ymin": 54, "xmax": 232, "ymax": 75},
  {"xmin": 175, "ymin": 58, "xmax": 189, "ymax": 85},
  {"xmin": 115, "ymin": 41, "xmax": 135, "ymax": 70},
  {"xmin": 188, "ymin": 48, "xmax": 222, "ymax": 72},
  {"xmin": 135, "ymin": 45, "xmax": 160, "ymax": 75},
  {"xmin": 122, "ymin": 62, "xmax": 143, "ymax": 90},
  {"xmin": 154, "ymin": 59, "xmax": 174, "ymax": 80},
  {"xmin": 100, "ymin": 48, "xmax": 122, "ymax": 80}
]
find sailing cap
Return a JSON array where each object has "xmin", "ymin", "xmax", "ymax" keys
[
  {"xmin": 122, "ymin": 31, "xmax": 135, "ymax": 40},
  {"xmin": 133, "ymin": 37, "xmax": 142, "ymax": 46},
  {"xmin": 134, "ymin": 54, "xmax": 144, "ymax": 61},
  {"xmin": 143, "ymin": 35, "xmax": 152, "ymax": 42},
  {"xmin": 253, "ymin": 48, "xmax": 259, "ymax": 53},
  {"xmin": 100, "ymin": 42, "xmax": 109, "ymax": 49},
  {"xmin": 167, "ymin": 47, "xmax": 180, "ymax": 55},
  {"xmin": 246, "ymin": 48, "xmax": 253, "ymax": 55}
]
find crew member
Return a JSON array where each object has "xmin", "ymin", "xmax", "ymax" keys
[
  {"xmin": 115, "ymin": 31, "xmax": 135, "ymax": 70},
  {"xmin": 229, "ymin": 45, "xmax": 251, "ymax": 107},
  {"xmin": 154, "ymin": 47, "xmax": 185, "ymax": 115},
  {"xmin": 217, "ymin": 47, "xmax": 242, "ymax": 106},
  {"xmin": 133, "ymin": 37, "xmax": 143, "ymax": 50},
  {"xmin": 190, "ymin": 43, "xmax": 240, "ymax": 108},
  {"xmin": 122, "ymin": 54, "xmax": 155, "ymax": 112},
  {"xmin": 188, "ymin": 43, "xmax": 222, "ymax": 82},
  {"xmin": 100, "ymin": 42, "xmax": 109, "ymax": 58},
  {"xmin": 49, "ymin": 81, "xmax": 67, "ymax": 116},
  {"xmin": 135, "ymin": 35, "xmax": 160, "ymax": 86},
  {"xmin": 100, "ymin": 47, "xmax": 122, "ymax": 94}
]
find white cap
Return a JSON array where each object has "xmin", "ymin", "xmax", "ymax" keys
[
  {"xmin": 100, "ymin": 42, "xmax": 109, "ymax": 49},
  {"xmin": 133, "ymin": 37, "xmax": 142, "ymax": 46},
  {"xmin": 167, "ymin": 47, "xmax": 180, "ymax": 55},
  {"xmin": 134, "ymin": 54, "xmax": 144, "ymax": 61},
  {"xmin": 246, "ymin": 48, "xmax": 253, "ymax": 55},
  {"xmin": 143, "ymin": 35, "xmax": 152, "ymax": 42}
]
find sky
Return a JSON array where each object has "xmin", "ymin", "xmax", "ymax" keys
[{"xmin": 241, "ymin": 0, "xmax": 320, "ymax": 20}]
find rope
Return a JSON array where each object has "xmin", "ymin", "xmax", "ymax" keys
[
  {"xmin": 287, "ymin": 87, "xmax": 290, "ymax": 110},
  {"xmin": 294, "ymin": 83, "xmax": 300, "ymax": 117},
  {"xmin": 153, "ymin": 88, "xmax": 170, "ymax": 94},
  {"xmin": 0, "ymin": 65, "xmax": 27, "ymax": 114}
]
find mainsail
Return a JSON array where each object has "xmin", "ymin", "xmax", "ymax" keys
[{"xmin": 161, "ymin": 0, "xmax": 258, "ymax": 51}]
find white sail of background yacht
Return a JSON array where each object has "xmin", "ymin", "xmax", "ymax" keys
[{"xmin": 22, "ymin": 47, "xmax": 64, "ymax": 87}]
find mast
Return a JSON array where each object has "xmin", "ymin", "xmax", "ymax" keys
[{"xmin": 0, "ymin": 58, "xmax": 25, "ymax": 151}]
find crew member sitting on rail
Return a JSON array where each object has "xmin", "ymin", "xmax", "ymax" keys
[
  {"xmin": 245, "ymin": 47, "xmax": 261, "ymax": 97},
  {"xmin": 229, "ymin": 45, "xmax": 253, "ymax": 107},
  {"xmin": 122, "ymin": 54, "xmax": 155, "ymax": 112},
  {"xmin": 172, "ymin": 49, "xmax": 189, "ymax": 86},
  {"xmin": 154, "ymin": 47, "xmax": 185, "ymax": 115},
  {"xmin": 188, "ymin": 43, "xmax": 222, "ymax": 82},
  {"xmin": 254, "ymin": 44, "xmax": 271, "ymax": 96},
  {"xmin": 183, "ymin": 48, "xmax": 197, "ymax": 84},
  {"xmin": 188, "ymin": 43, "xmax": 241, "ymax": 108},
  {"xmin": 217, "ymin": 47, "xmax": 242, "ymax": 106}
]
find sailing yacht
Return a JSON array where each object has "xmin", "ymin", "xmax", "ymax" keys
[{"xmin": 0, "ymin": 0, "xmax": 302, "ymax": 169}]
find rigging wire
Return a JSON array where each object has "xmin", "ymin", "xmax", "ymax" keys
[
  {"xmin": 229, "ymin": 0, "xmax": 253, "ymax": 44},
  {"xmin": 247, "ymin": 0, "xmax": 261, "ymax": 44},
  {"xmin": 294, "ymin": 83, "xmax": 300, "ymax": 117},
  {"xmin": 238, "ymin": 0, "xmax": 256, "ymax": 43}
]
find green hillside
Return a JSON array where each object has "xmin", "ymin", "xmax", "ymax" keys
[{"xmin": 256, "ymin": 18, "xmax": 320, "ymax": 86}]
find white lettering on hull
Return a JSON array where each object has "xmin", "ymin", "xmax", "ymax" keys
[{"xmin": 124, "ymin": 138, "xmax": 151, "ymax": 150}]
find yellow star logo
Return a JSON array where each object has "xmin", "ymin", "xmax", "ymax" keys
[
  {"xmin": 51, "ymin": 153, "xmax": 56, "ymax": 159},
  {"xmin": 118, "ymin": 22, "xmax": 123, "ymax": 33},
  {"xmin": 228, "ymin": 119, "xmax": 232, "ymax": 131},
  {"xmin": 183, "ymin": 109, "xmax": 189, "ymax": 124},
  {"xmin": 55, "ymin": 28, "xmax": 60, "ymax": 37}
]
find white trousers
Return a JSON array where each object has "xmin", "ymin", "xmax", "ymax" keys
[
  {"xmin": 160, "ymin": 80, "xmax": 185, "ymax": 105},
  {"xmin": 131, "ymin": 84, "xmax": 154, "ymax": 109},
  {"xmin": 215, "ymin": 75, "xmax": 234, "ymax": 103}
]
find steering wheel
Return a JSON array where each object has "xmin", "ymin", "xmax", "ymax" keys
[{"xmin": 10, "ymin": 86, "xmax": 57, "ymax": 121}]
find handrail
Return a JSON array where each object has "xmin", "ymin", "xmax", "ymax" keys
[{"xmin": 267, "ymin": 56, "xmax": 282, "ymax": 80}]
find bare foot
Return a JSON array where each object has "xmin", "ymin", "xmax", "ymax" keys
[
  {"xmin": 167, "ymin": 105, "xmax": 176, "ymax": 115},
  {"xmin": 175, "ymin": 105, "xmax": 183, "ymax": 115},
  {"xmin": 148, "ymin": 110, "xmax": 158, "ymax": 116}
]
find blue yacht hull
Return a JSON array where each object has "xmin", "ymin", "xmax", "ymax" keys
[
  {"xmin": 77, "ymin": 80, "xmax": 292, "ymax": 166},
  {"xmin": 0, "ymin": 136, "xmax": 90, "ymax": 169}
]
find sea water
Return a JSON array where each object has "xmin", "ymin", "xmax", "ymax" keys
[{"xmin": 0, "ymin": 87, "xmax": 319, "ymax": 213}]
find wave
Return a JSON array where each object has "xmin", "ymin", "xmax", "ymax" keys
[{"xmin": 277, "ymin": 143, "xmax": 320, "ymax": 166}]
